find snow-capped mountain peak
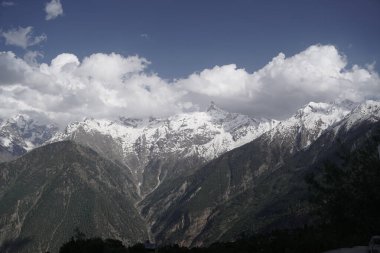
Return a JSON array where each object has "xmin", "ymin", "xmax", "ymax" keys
[
  {"xmin": 337, "ymin": 100, "xmax": 380, "ymax": 131},
  {"xmin": 53, "ymin": 103, "xmax": 277, "ymax": 160},
  {"xmin": 48, "ymin": 104, "xmax": 279, "ymax": 195},
  {"xmin": 266, "ymin": 100, "xmax": 355, "ymax": 151},
  {"xmin": 1, "ymin": 100, "xmax": 379, "ymax": 196},
  {"xmin": 0, "ymin": 114, "xmax": 59, "ymax": 156},
  {"xmin": 350, "ymin": 100, "xmax": 380, "ymax": 116},
  {"xmin": 206, "ymin": 101, "xmax": 227, "ymax": 115}
]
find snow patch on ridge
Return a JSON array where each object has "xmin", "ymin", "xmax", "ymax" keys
[
  {"xmin": 0, "ymin": 114, "xmax": 59, "ymax": 156},
  {"xmin": 333, "ymin": 100, "xmax": 380, "ymax": 132},
  {"xmin": 52, "ymin": 104, "xmax": 278, "ymax": 160},
  {"xmin": 268, "ymin": 100, "xmax": 357, "ymax": 149}
]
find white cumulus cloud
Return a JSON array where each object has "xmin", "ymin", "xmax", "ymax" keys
[
  {"xmin": 177, "ymin": 44, "xmax": 380, "ymax": 119},
  {"xmin": 45, "ymin": 0, "xmax": 63, "ymax": 20},
  {"xmin": 23, "ymin": 51, "xmax": 44, "ymax": 66},
  {"xmin": 0, "ymin": 44, "xmax": 379, "ymax": 126},
  {"xmin": 1, "ymin": 26, "xmax": 47, "ymax": 49},
  {"xmin": 0, "ymin": 51, "xmax": 188, "ymax": 126}
]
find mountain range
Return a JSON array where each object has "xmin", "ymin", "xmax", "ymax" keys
[{"xmin": 0, "ymin": 100, "xmax": 379, "ymax": 252}]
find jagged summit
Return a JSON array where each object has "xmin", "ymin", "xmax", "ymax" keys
[
  {"xmin": 206, "ymin": 101, "xmax": 221, "ymax": 112},
  {"xmin": 295, "ymin": 101, "xmax": 350, "ymax": 117},
  {"xmin": 0, "ymin": 114, "xmax": 58, "ymax": 158},
  {"xmin": 335, "ymin": 99, "xmax": 380, "ymax": 131},
  {"xmin": 8, "ymin": 113, "xmax": 30, "ymax": 125},
  {"xmin": 293, "ymin": 100, "xmax": 353, "ymax": 126},
  {"xmin": 206, "ymin": 101, "xmax": 233, "ymax": 117},
  {"xmin": 351, "ymin": 99, "xmax": 380, "ymax": 114},
  {"xmin": 264, "ymin": 100, "xmax": 356, "ymax": 153}
]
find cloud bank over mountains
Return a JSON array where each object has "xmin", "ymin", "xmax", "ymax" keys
[
  {"xmin": 179, "ymin": 45, "xmax": 380, "ymax": 118},
  {"xmin": 0, "ymin": 44, "xmax": 379, "ymax": 126}
]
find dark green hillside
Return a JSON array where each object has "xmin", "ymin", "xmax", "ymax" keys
[
  {"xmin": 0, "ymin": 141, "xmax": 148, "ymax": 253},
  {"xmin": 0, "ymin": 145, "xmax": 14, "ymax": 163}
]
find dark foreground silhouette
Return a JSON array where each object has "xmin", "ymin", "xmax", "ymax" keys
[
  {"xmin": 0, "ymin": 237, "xmax": 32, "ymax": 253},
  {"xmin": 56, "ymin": 226, "xmax": 375, "ymax": 253}
]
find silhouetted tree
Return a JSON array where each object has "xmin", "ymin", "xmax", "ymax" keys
[
  {"xmin": 59, "ymin": 229, "xmax": 128, "ymax": 253},
  {"xmin": 0, "ymin": 237, "xmax": 32, "ymax": 253}
]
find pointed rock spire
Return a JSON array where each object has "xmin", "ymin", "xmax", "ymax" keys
[{"xmin": 207, "ymin": 101, "xmax": 221, "ymax": 112}]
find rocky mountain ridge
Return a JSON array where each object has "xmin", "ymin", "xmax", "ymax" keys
[
  {"xmin": 52, "ymin": 102, "xmax": 277, "ymax": 160},
  {"xmin": 138, "ymin": 100, "xmax": 380, "ymax": 246},
  {"xmin": 0, "ymin": 100, "xmax": 379, "ymax": 252},
  {"xmin": 0, "ymin": 101, "xmax": 366, "ymax": 195},
  {"xmin": 48, "ymin": 103, "xmax": 278, "ymax": 196}
]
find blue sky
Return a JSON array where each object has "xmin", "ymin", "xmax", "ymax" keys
[
  {"xmin": 1, "ymin": 0, "xmax": 379, "ymax": 78},
  {"xmin": 0, "ymin": 0, "xmax": 379, "ymax": 124}
]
